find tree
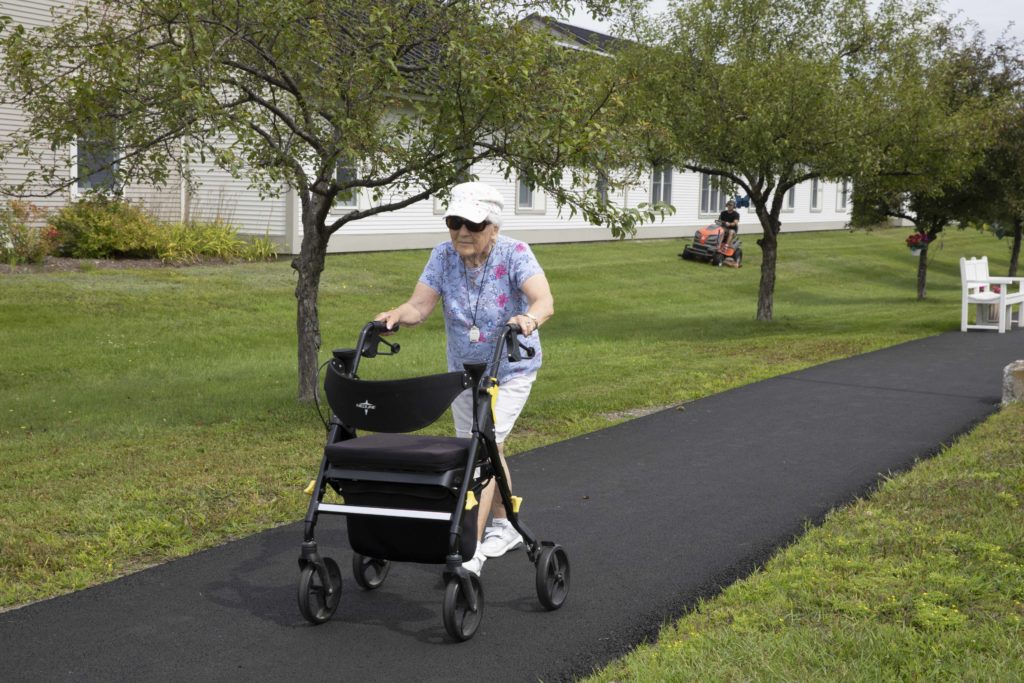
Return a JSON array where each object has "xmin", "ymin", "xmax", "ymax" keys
[
  {"xmin": 974, "ymin": 104, "xmax": 1024, "ymax": 276},
  {"xmin": 617, "ymin": 0, "xmax": 989, "ymax": 320},
  {"xmin": 0, "ymin": 0, "xmax": 651, "ymax": 401},
  {"xmin": 851, "ymin": 185, "xmax": 982, "ymax": 300},
  {"xmin": 962, "ymin": 43, "xmax": 1024, "ymax": 277},
  {"xmin": 850, "ymin": 32, "xmax": 1018, "ymax": 298}
]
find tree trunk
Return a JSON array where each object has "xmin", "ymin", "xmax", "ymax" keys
[
  {"xmin": 291, "ymin": 198, "xmax": 330, "ymax": 402},
  {"xmin": 754, "ymin": 204, "xmax": 781, "ymax": 321},
  {"xmin": 1009, "ymin": 217, "xmax": 1022, "ymax": 278},
  {"xmin": 916, "ymin": 247, "xmax": 928, "ymax": 300},
  {"xmin": 757, "ymin": 230, "xmax": 778, "ymax": 321},
  {"xmin": 915, "ymin": 226, "xmax": 943, "ymax": 301}
]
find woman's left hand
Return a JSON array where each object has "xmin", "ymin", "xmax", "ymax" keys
[
  {"xmin": 511, "ymin": 273, "xmax": 553, "ymax": 338},
  {"xmin": 509, "ymin": 313, "xmax": 539, "ymax": 337}
]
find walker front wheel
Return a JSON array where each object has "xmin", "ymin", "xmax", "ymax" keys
[
  {"xmin": 535, "ymin": 545, "xmax": 570, "ymax": 610},
  {"xmin": 297, "ymin": 557, "xmax": 341, "ymax": 624},
  {"xmin": 352, "ymin": 553, "xmax": 390, "ymax": 590},
  {"xmin": 442, "ymin": 574, "xmax": 484, "ymax": 642}
]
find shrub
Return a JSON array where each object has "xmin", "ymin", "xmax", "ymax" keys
[
  {"xmin": 158, "ymin": 221, "xmax": 278, "ymax": 263},
  {"xmin": 48, "ymin": 195, "xmax": 163, "ymax": 259},
  {"xmin": 0, "ymin": 201, "xmax": 57, "ymax": 265},
  {"xmin": 241, "ymin": 235, "xmax": 278, "ymax": 262},
  {"xmin": 41, "ymin": 196, "xmax": 278, "ymax": 263}
]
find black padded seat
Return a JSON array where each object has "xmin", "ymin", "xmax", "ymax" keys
[{"xmin": 325, "ymin": 433, "xmax": 472, "ymax": 473}]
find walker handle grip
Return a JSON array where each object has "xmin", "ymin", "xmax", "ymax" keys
[{"xmin": 359, "ymin": 321, "xmax": 400, "ymax": 359}]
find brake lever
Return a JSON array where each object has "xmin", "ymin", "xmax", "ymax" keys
[
  {"xmin": 504, "ymin": 327, "xmax": 536, "ymax": 362},
  {"xmin": 378, "ymin": 338, "xmax": 401, "ymax": 355}
]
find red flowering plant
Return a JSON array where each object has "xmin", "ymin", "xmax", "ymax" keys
[
  {"xmin": 0, "ymin": 200, "xmax": 54, "ymax": 265},
  {"xmin": 905, "ymin": 232, "xmax": 930, "ymax": 249}
]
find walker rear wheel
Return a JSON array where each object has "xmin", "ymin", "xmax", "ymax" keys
[
  {"xmin": 297, "ymin": 557, "xmax": 341, "ymax": 625},
  {"xmin": 535, "ymin": 544, "xmax": 570, "ymax": 610},
  {"xmin": 352, "ymin": 553, "xmax": 390, "ymax": 590},
  {"xmin": 442, "ymin": 574, "xmax": 484, "ymax": 642}
]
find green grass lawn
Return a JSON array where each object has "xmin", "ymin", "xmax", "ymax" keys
[{"xmin": 1, "ymin": 226, "xmax": 1021, "ymax": 676}]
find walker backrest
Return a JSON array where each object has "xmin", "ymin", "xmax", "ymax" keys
[
  {"xmin": 960, "ymin": 256, "xmax": 989, "ymax": 292},
  {"xmin": 324, "ymin": 362, "xmax": 470, "ymax": 433}
]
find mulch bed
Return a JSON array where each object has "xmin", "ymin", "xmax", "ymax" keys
[{"xmin": 0, "ymin": 256, "xmax": 235, "ymax": 274}]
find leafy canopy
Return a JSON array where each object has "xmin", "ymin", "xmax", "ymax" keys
[{"xmin": 1, "ymin": 0, "xmax": 654, "ymax": 234}]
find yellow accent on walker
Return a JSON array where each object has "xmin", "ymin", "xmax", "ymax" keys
[
  {"xmin": 511, "ymin": 496, "xmax": 523, "ymax": 513},
  {"xmin": 486, "ymin": 379, "xmax": 499, "ymax": 422},
  {"xmin": 303, "ymin": 479, "xmax": 316, "ymax": 496},
  {"xmin": 465, "ymin": 490, "xmax": 479, "ymax": 511}
]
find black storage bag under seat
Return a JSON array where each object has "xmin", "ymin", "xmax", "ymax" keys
[
  {"xmin": 325, "ymin": 433, "xmax": 481, "ymax": 563},
  {"xmin": 342, "ymin": 480, "xmax": 481, "ymax": 563}
]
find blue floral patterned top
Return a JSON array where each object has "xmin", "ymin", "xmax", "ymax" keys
[{"xmin": 419, "ymin": 236, "xmax": 544, "ymax": 382}]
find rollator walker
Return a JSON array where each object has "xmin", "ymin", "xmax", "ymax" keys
[{"xmin": 297, "ymin": 321, "xmax": 570, "ymax": 641}]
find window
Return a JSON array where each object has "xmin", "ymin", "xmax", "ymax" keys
[
  {"xmin": 518, "ymin": 178, "xmax": 533, "ymax": 208},
  {"xmin": 837, "ymin": 180, "xmax": 850, "ymax": 211},
  {"xmin": 434, "ymin": 163, "xmax": 473, "ymax": 214},
  {"xmin": 700, "ymin": 173, "xmax": 729, "ymax": 215},
  {"xmin": 596, "ymin": 172, "xmax": 609, "ymax": 206},
  {"xmin": 453, "ymin": 155, "xmax": 473, "ymax": 184},
  {"xmin": 76, "ymin": 136, "xmax": 118, "ymax": 192},
  {"xmin": 784, "ymin": 187, "xmax": 796, "ymax": 212},
  {"xmin": 810, "ymin": 178, "xmax": 822, "ymax": 212},
  {"xmin": 651, "ymin": 164, "xmax": 672, "ymax": 204},
  {"xmin": 516, "ymin": 176, "xmax": 545, "ymax": 214},
  {"xmin": 335, "ymin": 161, "xmax": 358, "ymax": 209}
]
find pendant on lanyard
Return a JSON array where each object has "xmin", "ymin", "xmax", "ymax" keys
[{"xmin": 464, "ymin": 248, "xmax": 494, "ymax": 345}]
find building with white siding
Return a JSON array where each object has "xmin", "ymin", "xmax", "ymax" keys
[{"xmin": 1, "ymin": 4, "xmax": 853, "ymax": 254}]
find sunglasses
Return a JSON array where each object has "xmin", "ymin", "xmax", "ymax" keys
[{"xmin": 445, "ymin": 216, "xmax": 489, "ymax": 233}]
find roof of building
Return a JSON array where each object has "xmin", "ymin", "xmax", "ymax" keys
[{"xmin": 523, "ymin": 13, "xmax": 623, "ymax": 53}]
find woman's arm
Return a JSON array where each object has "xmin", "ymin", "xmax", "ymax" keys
[
  {"xmin": 375, "ymin": 282, "xmax": 440, "ymax": 330},
  {"xmin": 508, "ymin": 272, "xmax": 554, "ymax": 337}
]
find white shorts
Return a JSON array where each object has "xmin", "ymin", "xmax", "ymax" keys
[{"xmin": 451, "ymin": 372, "xmax": 537, "ymax": 443}]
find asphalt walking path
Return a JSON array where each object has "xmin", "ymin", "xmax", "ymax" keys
[{"xmin": 3, "ymin": 329, "xmax": 1023, "ymax": 682}]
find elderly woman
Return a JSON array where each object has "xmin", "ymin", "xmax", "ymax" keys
[{"xmin": 375, "ymin": 181, "xmax": 554, "ymax": 576}]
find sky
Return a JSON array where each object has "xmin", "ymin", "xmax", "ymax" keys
[{"xmin": 567, "ymin": 0, "xmax": 1024, "ymax": 43}]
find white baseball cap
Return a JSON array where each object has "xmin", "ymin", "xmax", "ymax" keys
[{"xmin": 444, "ymin": 182, "xmax": 504, "ymax": 224}]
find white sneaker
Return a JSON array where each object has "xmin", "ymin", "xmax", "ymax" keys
[
  {"xmin": 462, "ymin": 548, "xmax": 486, "ymax": 576},
  {"xmin": 479, "ymin": 519, "xmax": 523, "ymax": 558}
]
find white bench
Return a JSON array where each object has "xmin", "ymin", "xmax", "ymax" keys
[{"xmin": 960, "ymin": 256, "xmax": 1024, "ymax": 333}]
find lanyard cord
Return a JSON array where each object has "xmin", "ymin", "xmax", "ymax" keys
[{"xmin": 462, "ymin": 247, "xmax": 494, "ymax": 329}]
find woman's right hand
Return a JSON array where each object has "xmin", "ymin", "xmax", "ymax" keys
[
  {"xmin": 374, "ymin": 284, "xmax": 440, "ymax": 332},
  {"xmin": 374, "ymin": 310, "xmax": 400, "ymax": 332}
]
